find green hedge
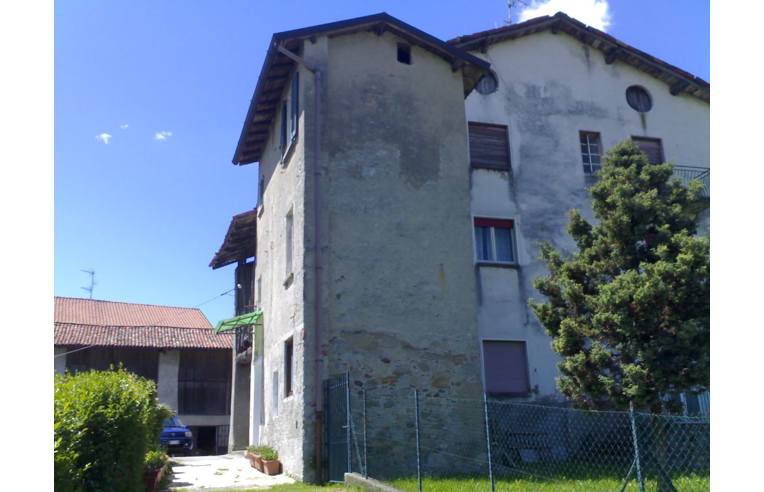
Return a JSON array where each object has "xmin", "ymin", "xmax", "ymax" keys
[{"xmin": 54, "ymin": 368, "xmax": 172, "ymax": 492}]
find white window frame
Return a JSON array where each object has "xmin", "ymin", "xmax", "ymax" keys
[
  {"xmin": 472, "ymin": 216, "xmax": 518, "ymax": 266},
  {"xmin": 580, "ymin": 131, "xmax": 602, "ymax": 175}
]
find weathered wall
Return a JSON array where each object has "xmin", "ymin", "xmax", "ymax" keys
[
  {"xmin": 313, "ymin": 30, "xmax": 485, "ymax": 476},
  {"xmin": 54, "ymin": 346, "xmax": 67, "ymax": 374},
  {"xmin": 229, "ymin": 349, "xmax": 251, "ymax": 451},
  {"xmin": 254, "ymin": 59, "xmax": 309, "ymax": 480},
  {"xmin": 464, "ymin": 30, "xmax": 710, "ymax": 400},
  {"xmin": 157, "ymin": 350, "xmax": 180, "ymax": 409}
]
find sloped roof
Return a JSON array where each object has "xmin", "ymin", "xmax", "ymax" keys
[
  {"xmin": 448, "ymin": 12, "xmax": 709, "ymax": 103},
  {"xmin": 54, "ymin": 297, "xmax": 231, "ymax": 349},
  {"xmin": 210, "ymin": 209, "xmax": 257, "ymax": 269},
  {"xmin": 233, "ymin": 12, "xmax": 492, "ymax": 165},
  {"xmin": 54, "ymin": 323, "xmax": 231, "ymax": 349}
]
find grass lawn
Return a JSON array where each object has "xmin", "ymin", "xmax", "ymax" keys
[{"xmin": 390, "ymin": 474, "xmax": 710, "ymax": 491}]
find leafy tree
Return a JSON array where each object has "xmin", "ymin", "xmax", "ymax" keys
[{"xmin": 530, "ymin": 140, "xmax": 709, "ymax": 413}]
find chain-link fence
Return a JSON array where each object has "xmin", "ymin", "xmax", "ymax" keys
[{"xmin": 328, "ymin": 375, "xmax": 709, "ymax": 491}]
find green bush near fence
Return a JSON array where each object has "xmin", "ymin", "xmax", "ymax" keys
[{"xmin": 54, "ymin": 367, "xmax": 172, "ymax": 492}]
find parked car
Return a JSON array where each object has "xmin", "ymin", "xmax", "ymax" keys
[{"xmin": 160, "ymin": 416, "xmax": 194, "ymax": 455}]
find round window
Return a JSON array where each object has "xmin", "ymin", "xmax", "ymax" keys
[
  {"xmin": 626, "ymin": 85, "xmax": 652, "ymax": 112},
  {"xmin": 476, "ymin": 73, "xmax": 498, "ymax": 95}
]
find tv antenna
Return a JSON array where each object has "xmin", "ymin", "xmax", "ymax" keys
[
  {"xmin": 507, "ymin": 0, "xmax": 530, "ymax": 25},
  {"xmin": 81, "ymin": 269, "xmax": 96, "ymax": 299}
]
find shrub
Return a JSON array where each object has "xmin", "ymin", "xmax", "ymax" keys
[
  {"xmin": 54, "ymin": 367, "xmax": 170, "ymax": 492},
  {"xmin": 144, "ymin": 450, "xmax": 169, "ymax": 472}
]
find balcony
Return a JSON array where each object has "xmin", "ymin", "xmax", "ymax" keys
[{"xmin": 672, "ymin": 165, "xmax": 709, "ymax": 198}]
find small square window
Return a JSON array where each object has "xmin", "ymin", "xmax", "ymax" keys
[
  {"xmin": 474, "ymin": 218, "xmax": 516, "ymax": 264},
  {"xmin": 579, "ymin": 131, "xmax": 602, "ymax": 175},
  {"xmin": 397, "ymin": 43, "xmax": 411, "ymax": 64}
]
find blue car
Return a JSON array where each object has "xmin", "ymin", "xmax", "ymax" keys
[{"xmin": 160, "ymin": 416, "xmax": 194, "ymax": 454}]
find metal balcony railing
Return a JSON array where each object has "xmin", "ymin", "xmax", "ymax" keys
[{"xmin": 672, "ymin": 165, "xmax": 709, "ymax": 198}]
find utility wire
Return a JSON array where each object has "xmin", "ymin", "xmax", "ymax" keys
[{"xmin": 53, "ymin": 287, "xmax": 237, "ymax": 359}]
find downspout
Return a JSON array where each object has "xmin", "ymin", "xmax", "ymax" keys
[{"xmin": 276, "ymin": 44, "xmax": 324, "ymax": 481}]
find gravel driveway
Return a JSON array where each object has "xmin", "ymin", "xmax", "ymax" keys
[{"xmin": 168, "ymin": 452, "xmax": 294, "ymax": 490}]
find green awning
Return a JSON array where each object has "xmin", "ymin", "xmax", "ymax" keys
[{"xmin": 214, "ymin": 309, "xmax": 263, "ymax": 334}]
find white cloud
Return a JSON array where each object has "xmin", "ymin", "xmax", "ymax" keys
[
  {"xmin": 154, "ymin": 130, "xmax": 173, "ymax": 141},
  {"xmin": 120, "ymin": 123, "xmax": 129, "ymax": 130},
  {"xmin": 518, "ymin": 0, "xmax": 612, "ymax": 31},
  {"xmin": 95, "ymin": 133, "xmax": 112, "ymax": 144}
]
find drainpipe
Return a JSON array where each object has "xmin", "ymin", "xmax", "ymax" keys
[{"xmin": 276, "ymin": 44, "xmax": 324, "ymax": 480}]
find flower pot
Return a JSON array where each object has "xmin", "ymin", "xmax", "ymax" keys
[
  {"xmin": 246, "ymin": 451, "xmax": 264, "ymax": 472},
  {"xmin": 143, "ymin": 464, "xmax": 166, "ymax": 492},
  {"xmin": 262, "ymin": 459, "xmax": 281, "ymax": 475}
]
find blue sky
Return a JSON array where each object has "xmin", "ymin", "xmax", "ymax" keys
[{"xmin": 54, "ymin": 0, "xmax": 709, "ymax": 325}]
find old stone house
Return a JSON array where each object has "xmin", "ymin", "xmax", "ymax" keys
[
  {"xmin": 210, "ymin": 12, "xmax": 709, "ymax": 481},
  {"xmin": 54, "ymin": 297, "xmax": 233, "ymax": 455}
]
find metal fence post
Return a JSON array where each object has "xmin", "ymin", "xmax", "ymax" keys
[
  {"xmin": 414, "ymin": 389, "xmax": 422, "ymax": 492},
  {"xmin": 483, "ymin": 392, "xmax": 495, "ymax": 492},
  {"xmin": 345, "ymin": 372, "xmax": 351, "ymax": 474},
  {"xmin": 362, "ymin": 388, "xmax": 368, "ymax": 478},
  {"xmin": 629, "ymin": 402, "xmax": 645, "ymax": 492}
]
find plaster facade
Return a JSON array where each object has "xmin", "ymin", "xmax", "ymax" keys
[{"xmin": 463, "ymin": 30, "xmax": 710, "ymax": 400}]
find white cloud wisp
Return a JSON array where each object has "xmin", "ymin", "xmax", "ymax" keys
[
  {"xmin": 154, "ymin": 130, "xmax": 173, "ymax": 141},
  {"xmin": 95, "ymin": 133, "xmax": 112, "ymax": 144},
  {"xmin": 518, "ymin": 0, "xmax": 612, "ymax": 31}
]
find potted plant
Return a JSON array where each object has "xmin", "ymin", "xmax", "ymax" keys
[
  {"xmin": 260, "ymin": 446, "xmax": 281, "ymax": 476},
  {"xmin": 143, "ymin": 450, "xmax": 169, "ymax": 491},
  {"xmin": 246, "ymin": 445, "xmax": 264, "ymax": 472}
]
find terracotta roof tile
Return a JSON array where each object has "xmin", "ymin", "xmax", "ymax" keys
[
  {"xmin": 54, "ymin": 323, "xmax": 232, "ymax": 349},
  {"xmin": 55, "ymin": 297, "xmax": 212, "ymax": 328},
  {"xmin": 54, "ymin": 297, "xmax": 231, "ymax": 349}
]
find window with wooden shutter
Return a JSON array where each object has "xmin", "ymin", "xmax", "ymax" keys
[
  {"xmin": 632, "ymin": 136, "xmax": 664, "ymax": 165},
  {"xmin": 482, "ymin": 340, "xmax": 530, "ymax": 395},
  {"xmin": 469, "ymin": 122, "xmax": 510, "ymax": 170}
]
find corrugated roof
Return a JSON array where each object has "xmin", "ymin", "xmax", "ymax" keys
[
  {"xmin": 54, "ymin": 297, "xmax": 230, "ymax": 349},
  {"xmin": 54, "ymin": 323, "xmax": 232, "ymax": 349},
  {"xmin": 448, "ymin": 12, "xmax": 709, "ymax": 103},
  {"xmin": 55, "ymin": 297, "xmax": 212, "ymax": 328}
]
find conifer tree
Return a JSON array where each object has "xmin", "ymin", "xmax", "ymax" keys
[{"xmin": 530, "ymin": 140, "xmax": 709, "ymax": 413}]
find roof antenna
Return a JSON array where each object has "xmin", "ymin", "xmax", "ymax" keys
[
  {"xmin": 507, "ymin": 0, "xmax": 529, "ymax": 25},
  {"xmin": 80, "ymin": 269, "xmax": 96, "ymax": 299}
]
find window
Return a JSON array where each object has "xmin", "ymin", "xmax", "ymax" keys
[
  {"xmin": 579, "ymin": 131, "xmax": 602, "ymax": 174},
  {"xmin": 256, "ymin": 276, "xmax": 262, "ymax": 308},
  {"xmin": 280, "ymin": 102, "xmax": 287, "ymax": 155},
  {"xmin": 474, "ymin": 218, "xmax": 515, "ymax": 264},
  {"xmin": 626, "ymin": 85, "xmax": 652, "ymax": 112},
  {"xmin": 284, "ymin": 337, "xmax": 294, "ymax": 398},
  {"xmin": 285, "ymin": 209, "xmax": 293, "ymax": 275},
  {"xmin": 468, "ymin": 122, "xmax": 510, "ymax": 170},
  {"xmin": 476, "ymin": 73, "xmax": 498, "ymax": 95},
  {"xmin": 397, "ymin": 43, "xmax": 411, "ymax": 64},
  {"xmin": 272, "ymin": 370, "xmax": 279, "ymax": 417},
  {"xmin": 632, "ymin": 136, "xmax": 664, "ymax": 165},
  {"xmin": 290, "ymin": 72, "xmax": 299, "ymax": 139},
  {"xmin": 258, "ymin": 175, "xmax": 265, "ymax": 207},
  {"xmin": 482, "ymin": 340, "xmax": 530, "ymax": 395}
]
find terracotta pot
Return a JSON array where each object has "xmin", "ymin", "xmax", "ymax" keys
[
  {"xmin": 262, "ymin": 459, "xmax": 281, "ymax": 475},
  {"xmin": 246, "ymin": 451, "xmax": 264, "ymax": 472},
  {"xmin": 143, "ymin": 464, "xmax": 166, "ymax": 492}
]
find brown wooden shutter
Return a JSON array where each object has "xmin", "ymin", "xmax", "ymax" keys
[
  {"xmin": 483, "ymin": 341, "xmax": 530, "ymax": 395},
  {"xmin": 632, "ymin": 137, "xmax": 664, "ymax": 165},
  {"xmin": 469, "ymin": 122, "xmax": 510, "ymax": 170}
]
